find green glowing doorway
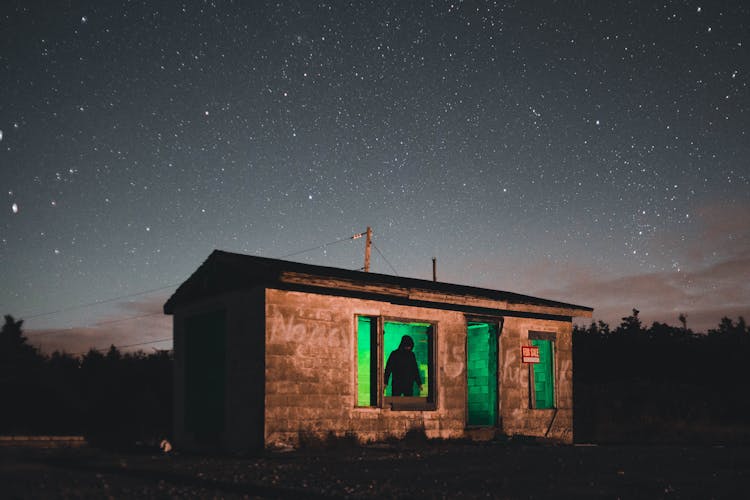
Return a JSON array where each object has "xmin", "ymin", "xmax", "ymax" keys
[{"xmin": 467, "ymin": 321, "xmax": 499, "ymax": 427}]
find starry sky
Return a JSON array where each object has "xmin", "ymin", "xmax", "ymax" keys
[{"xmin": 2, "ymin": 1, "xmax": 748, "ymax": 353}]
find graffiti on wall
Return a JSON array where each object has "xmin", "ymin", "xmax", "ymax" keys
[
  {"xmin": 501, "ymin": 343, "xmax": 521, "ymax": 387},
  {"xmin": 268, "ymin": 305, "xmax": 345, "ymax": 347},
  {"xmin": 557, "ymin": 359, "xmax": 572, "ymax": 384},
  {"xmin": 443, "ymin": 342, "xmax": 464, "ymax": 379}
]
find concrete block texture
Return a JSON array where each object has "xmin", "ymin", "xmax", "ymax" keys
[
  {"xmin": 262, "ymin": 289, "xmax": 575, "ymax": 447},
  {"xmin": 173, "ymin": 287, "xmax": 576, "ymax": 451},
  {"xmin": 264, "ymin": 289, "xmax": 471, "ymax": 447}
]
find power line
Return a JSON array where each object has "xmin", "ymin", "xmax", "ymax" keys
[
  {"xmin": 27, "ymin": 312, "xmax": 165, "ymax": 338},
  {"xmin": 20, "ymin": 230, "xmax": 391, "ymax": 353},
  {"xmin": 372, "ymin": 242, "xmax": 399, "ymax": 276},
  {"xmin": 279, "ymin": 231, "xmax": 364, "ymax": 259},
  {"xmin": 15, "ymin": 231, "xmax": 373, "ymax": 327},
  {"xmin": 74, "ymin": 337, "xmax": 172, "ymax": 356},
  {"xmin": 21, "ymin": 284, "xmax": 179, "ymax": 321}
]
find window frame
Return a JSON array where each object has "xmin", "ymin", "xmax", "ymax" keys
[
  {"xmin": 528, "ymin": 331, "xmax": 556, "ymax": 410},
  {"xmin": 355, "ymin": 314, "xmax": 438, "ymax": 411}
]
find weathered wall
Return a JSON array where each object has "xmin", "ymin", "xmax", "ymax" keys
[
  {"xmin": 174, "ymin": 287, "xmax": 575, "ymax": 450},
  {"xmin": 173, "ymin": 288, "xmax": 265, "ymax": 452},
  {"xmin": 263, "ymin": 288, "xmax": 575, "ymax": 447},
  {"xmin": 264, "ymin": 288, "xmax": 470, "ymax": 447},
  {"xmin": 499, "ymin": 317, "xmax": 573, "ymax": 443}
]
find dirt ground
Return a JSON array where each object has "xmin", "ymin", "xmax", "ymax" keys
[{"xmin": 1, "ymin": 438, "xmax": 748, "ymax": 498}]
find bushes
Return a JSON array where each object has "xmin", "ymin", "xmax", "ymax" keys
[
  {"xmin": 574, "ymin": 311, "xmax": 750, "ymax": 443},
  {"xmin": 0, "ymin": 315, "xmax": 172, "ymax": 446}
]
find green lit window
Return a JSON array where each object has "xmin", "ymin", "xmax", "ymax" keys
[
  {"xmin": 356, "ymin": 316, "xmax": 436, "ymax": 410},
  {"xmin": 529, "ymin": 335, "xmax": 555, "ymax": 409}
]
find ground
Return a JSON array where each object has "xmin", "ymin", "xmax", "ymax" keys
[{"xmin": 1, "ymin": 438, "xmax": 748, "ymax": 498}]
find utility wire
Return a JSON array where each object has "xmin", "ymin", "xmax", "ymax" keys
[
  {"xmin": 27, "ymin": 312, "xmax": 165, "ymax": 338},
  {"xmin": 20, "ymin": 231, "xmax": 387, "ymax": 352},
  {"xmin": 279, "ymin": 232, "xmax": 363, "ymax": 259},
  {"xmin": 15, "ymin": 232, "xmax": 371, "ymax": 326},
  {"xmin": 21, "ymin": 284, "xmax": 179, "ymax": 321},
  {"xmin": 372, "ymin": 242, "xmax": 399, "ymax": 276},
  {"xmin": 75, "ymin": 337, "xmax": 172, "ymax": 356}
]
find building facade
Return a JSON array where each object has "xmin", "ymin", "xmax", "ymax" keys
[{"xmin": 164, "ymin": 250, "xmax": 592, "ymax": 451}]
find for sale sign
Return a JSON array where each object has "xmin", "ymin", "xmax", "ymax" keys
[{"xmin": 521, "ymin": 345, "xmax": 540, "ymax": 363}]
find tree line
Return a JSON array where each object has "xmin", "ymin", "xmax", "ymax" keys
[
  {"xmin": 2, "ymin": 310, "xmax": 749, "ymax": 445},
  {"xmin": 573, "ymin": 309, "xmax": 750, "ymax": 443},
  {"xmin": 0, "ymin": 315, "xmax": 171, "ymax": 447}
]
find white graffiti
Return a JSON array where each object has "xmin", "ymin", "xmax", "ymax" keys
[
  {"xmin": 502, "ymin": 345, "xmax": 521, "ymax": 387},
  {"xmin": 268, "ymin": 307, "xmax": 345, "ymax": 347},
  {"xmin": 557, "ymin": 359, "xmax": 572, "ymax": 384}
]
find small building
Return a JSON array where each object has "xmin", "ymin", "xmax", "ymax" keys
[{"xmin": 164, "ymin": 250, "xmax": 592, "ymax": 451}]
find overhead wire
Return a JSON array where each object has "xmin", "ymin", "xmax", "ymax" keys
[
  {"xmin": 74, "ymin": 337, "xmax": 172, "ymax": 356},
  {"xmin": 278, "ymin": 231, "xmax": 363, "ymax": 259},
  {"xmin": 18, "ymin": 231, "xmax": 367, "ymax": 323},
  {"xmin": 21, "ymin": 283, "xmax": 179, "ymax": 320},
  {"xmin": 27, "ymin": 312, "xmax": 165, "ymax": 338},
  {"xmin": 16, "ymin": 231, "xmax": 386, "ymax": 350},
  {"xmin": 372, "ymin": 241, "xmax": 399, "ymax": 276}
]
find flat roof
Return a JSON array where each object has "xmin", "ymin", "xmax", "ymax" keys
[{"xmin": 163, "ymin": 250, "xmax": 593, "ymax": 318}]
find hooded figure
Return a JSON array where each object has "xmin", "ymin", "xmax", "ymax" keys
[{"xmin": 384, "ymin": 335, "xmax": 423, "ymax": 396}]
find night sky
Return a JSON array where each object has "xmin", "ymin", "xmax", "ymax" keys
[{"xmin": 2, "ymin": 1, "xmax": 748, "ymax": 353}]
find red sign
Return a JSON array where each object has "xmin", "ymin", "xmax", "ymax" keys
[{"xmin": 521, "ymin": 345, "xmax": 540, "ymax": 363}]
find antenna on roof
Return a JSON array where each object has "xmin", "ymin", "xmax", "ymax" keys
[{"xmin": 432, "ymin": 257, "xmax": 437, "ymax": 282}]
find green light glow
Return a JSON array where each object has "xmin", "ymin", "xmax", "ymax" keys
[
  {"xmin": 384, "ymin": 321, "xmax": 430, "ymax": 397},
  {"xmin": 531, "ymin": 339, "xmax": 554, "ymax": 409},
  {"xmin": 467, "ymin": 322, "xmax": 498, "ymax": 426},
  {"xmin": 356, "ymin": 316, "xmax": 374, "ymax": 406}
]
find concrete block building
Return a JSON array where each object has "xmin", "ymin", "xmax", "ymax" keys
[{"xmin": 164, "ymin": 250, "xmax": 592, "ymax": 451}]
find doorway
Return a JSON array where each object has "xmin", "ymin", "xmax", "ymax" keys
[{"xmin": 466, "ymin": 321, "xmax": 499, "ymax": 427}]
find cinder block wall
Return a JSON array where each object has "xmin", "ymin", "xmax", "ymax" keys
[
  {"xmin": 173, "ymin": 289, "xmax": 266, "ymax": 452},
  {"xmin": 499, "ymin": 317, "xmax": 573, "ymax": 443},
  {"xmin": 263, "ymin": 289, "xmax": 574, "ymax": 447},
  {"xmin": 264, "ymin": 288, "xmax": 470, "ymax": 447}
]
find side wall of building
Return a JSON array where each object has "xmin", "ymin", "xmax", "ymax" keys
[
  {"xmin": 172, "ymin": 287, "xmax": 265, "ymax": 452},
  {"xmin": 264, "ymin": 288, "xmax": 574, "ymax": 448}
]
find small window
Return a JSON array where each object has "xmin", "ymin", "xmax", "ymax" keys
[
  {"xmin": 529, "ymin": 335, "xmax": 555, "ymax": 409},
  {"xmin": 356, "ymin": 316, "xmax": 436, "ymax": 410}
]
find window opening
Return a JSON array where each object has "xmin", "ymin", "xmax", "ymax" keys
[
  {"xmin": 356, "ymin": 316, "xmax": 435, "ymax": 410},
  {"xmin": 383, "ymin": 321, "xmax": 431, "ymax": 398},
  {"xmin": 530, "ymin": 338, "xmax": 555, "ymax": 409}
]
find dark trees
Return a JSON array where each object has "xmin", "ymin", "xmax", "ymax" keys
[
  {"xmin": 0, "ymin": 317, "xmax": 172, "ymax": 447},
  {"xmin": 573, "ymin": 313, "xmax": 750, "ymax": 443}
]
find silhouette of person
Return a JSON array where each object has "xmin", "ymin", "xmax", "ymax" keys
[{"xmin": 384, "ymin": 335, "xmax": 423, "ymax": 396}]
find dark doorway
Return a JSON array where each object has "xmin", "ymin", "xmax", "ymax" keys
[{"xmin": 185, "ymin": 310, "xmax": 226, "ymax": 439}]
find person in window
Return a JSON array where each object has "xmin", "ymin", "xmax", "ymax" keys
[{"xmin": 384, "ymin": 335, "xmax": 423, "ymax": 396}]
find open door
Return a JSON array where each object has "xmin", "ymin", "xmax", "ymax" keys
[{"xmin": 466, "ymin": 321, "xmax": 499, "ymax": 427}]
